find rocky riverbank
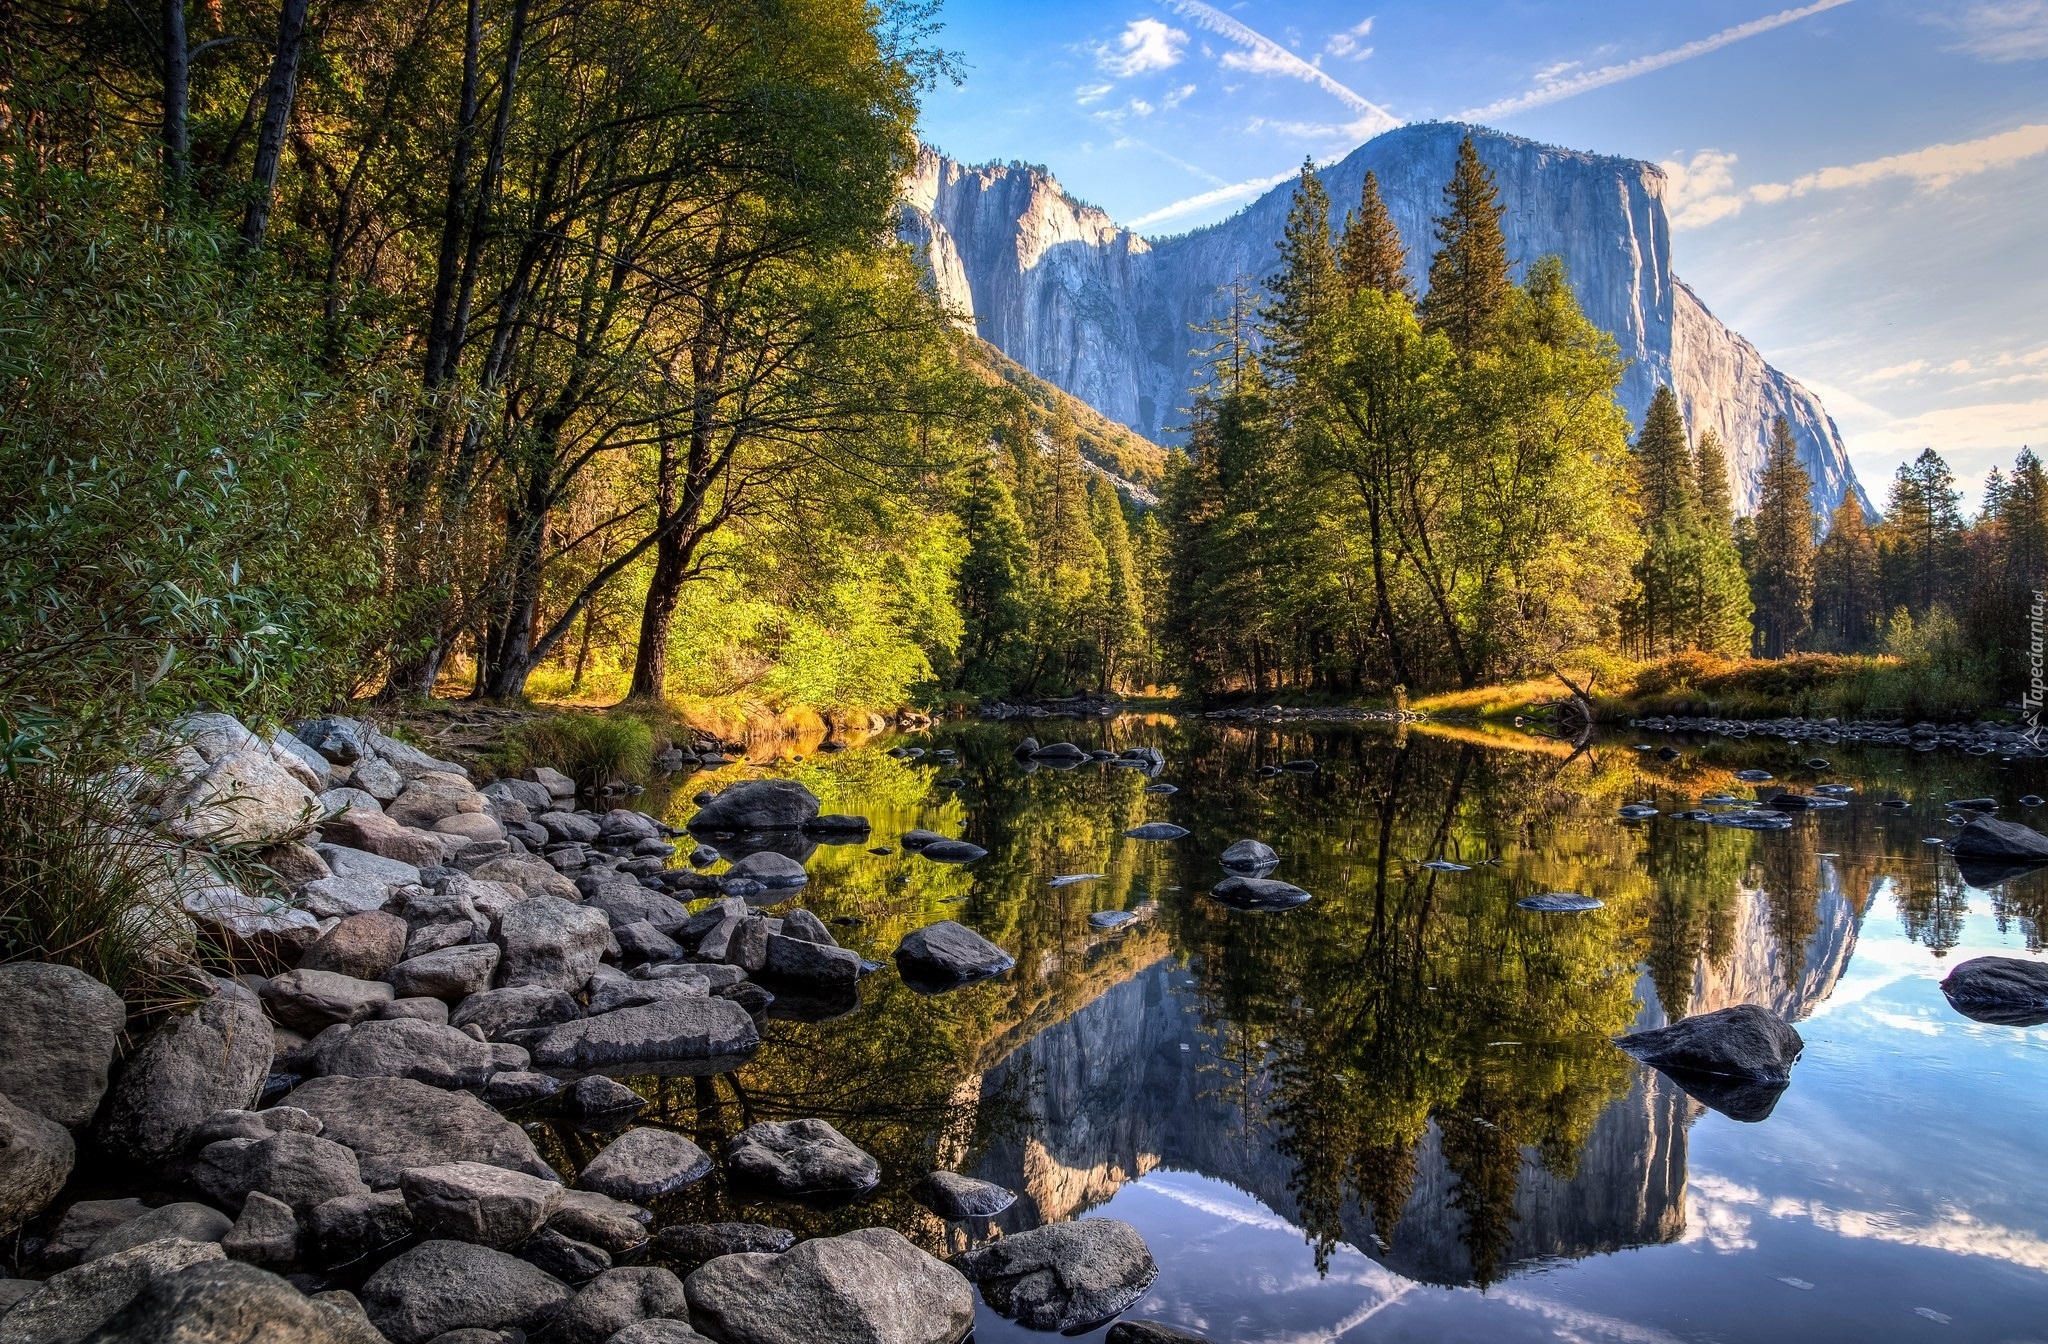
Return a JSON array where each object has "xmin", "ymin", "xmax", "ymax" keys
[
  {"xmin": 1627, "ymin": 713, "xmax": 2040, "ymax": 757},
  {"xmin": 0, "ymin": 712, "xmax": 1171, "ymax": 1344}
]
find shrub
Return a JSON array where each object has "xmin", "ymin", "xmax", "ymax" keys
[{"xmin": 492, "ymin": 712, "xmax": 655, "ymax": 790}]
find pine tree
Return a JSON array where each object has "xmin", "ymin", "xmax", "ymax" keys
[
  {"xmin": 1337, "ymin": 170, "xmax": 1411, "ymax": 299},
  {"xmin": 2003, "ymin": 447, "xmax": 2048, "ymax": 588},
  {"xmin": 952, "ymin": 459, "xmax": 1031, "ymax": 694},
  {"xmin": 1810, "ymin": 496, "xmax": 1881, "ymax": 651},
  {"xmin": 1263, "ymin": 161, "xmax": 1340, "ymax": 371},
  {"xmin": 1421, "ymin": 135, "xmax": 1511, "ymax": 355},
  {"xmin": 1088, "ymin": 481, "xmax": 1146, "ymax": 690},
  {"xmin": 1634, "ymin": 387, "xmax": 1696, "ymax": 522},
  {"xmin": 1879, "ymin": 448, "xmax": 1964, "ymax": 617},
  {"xmin": 1694, "ymin": 427, "xmax": 1735, "ymax": 531},
  {"xmin": 1748, "ymin": 415, "xmax": 1816, "ymax": 657}
]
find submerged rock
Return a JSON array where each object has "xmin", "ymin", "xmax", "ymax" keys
[
  {"xmin": 1208, "ymin": 876, "xmax": 1311, "ymax": 910},
  {"xmin": 955, "ymin": 1218, "xmax": 1158, "ymax": 1332},
  {"xmin": 725, "ymin": 1119, "xmax": 879, "ymax": 1198},
  {"xmin": 1107, "ymin": 1324, "xmax": 1214, "ymax": 1343},
  {"xmin": 894, "ymin": 921, "xmax": 1015, "ymax": 991},
  {"xmin": 1123, "ymin": 823, "xmax": 1189, "ymax": 841},
  {"xmin": 1614, "ymin": 1003, "xmax": 1804, "ymax": 1122},
  {"xmin": 1517, "ymin": 893, "xmax": 1604, "ymax": 913},
  {"xmin": 916, "ymin": 839, "xmax": 987, "ymax": 863},
  {"xmin": 914, "ymin": 1171, "xmax": 1016, "ymax": 1219},
  {"xmin": 689, "ymin": 780, "xmax": 821, "ymax": 831},
  {"xmin": 683, "ymin": 1227, "xmax": 973, "ymax": 1344},
  {"xmin": 1218, "ymin": 838, "xmax": 1278, "ymax": 872},
  {"xmin": 1940, "ymin": 956, "xmax": 2048, "ymax": 1026}
]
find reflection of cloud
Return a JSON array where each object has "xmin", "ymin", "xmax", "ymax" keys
[
  {"xmin": 1690, "ymin": 1168, "xmax": 2048, "ymax": 1275},
  {"xmin": 1662, "ymin": 125, "xmax": 2048, "ymax": 229},
  {"xmin": 1488, "ymin": 1291, "xmax": 1694, "ymax": 1344},
  {"xmin": 1940, "ymin": 1, "xmax": 2048, "ymax": 61},
  {"xmin": 1097, "ymin": 18, "xmax": 1187, "ymax": 77},
  {"xmin": 1460, "ymin": 0, "xmax": 1851, "ymax": 120},
  {"xmin": 1685, "ymin": 1174, "xmax": 1762, "ymax": 1252}
]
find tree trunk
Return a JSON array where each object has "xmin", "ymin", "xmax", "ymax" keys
[
  {"xmin": 161, "ymin": 0, "xmax": 189, "ymax": 189},
  {"xmin": 239, "ymin": 0, "xmax": 312, "ymax": 257}
]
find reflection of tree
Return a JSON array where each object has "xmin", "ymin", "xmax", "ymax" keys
[
  {"xmin": 1897, "ymin": 864, "xmax": 1968, "ymax": 956},
  {"xmin": 1642, "ymin": 822, "xmax": 1751, "ymax": 1019},
  {"xmin": 1991, "ymin": 879, "xmax": 2048, "ymax": 952},
  {"xmin": 1753, "ymin": 827, "xmax": 1824, "ymax": 980}
]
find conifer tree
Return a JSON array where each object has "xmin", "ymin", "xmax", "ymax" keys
[
  {"xmin": 1421, "ymin": 135, "xmax": 1511, "ymax": 355},
  {"xmin": 1624, "ymin": 387, "xmax": 1751, "ymax": 655},
  {"xmin": 2002, "ymin": 447, "xmax": 2048, "ymax": 587},
  {"xmin": 952, "ymin": 459, "xmax": 1031, "ymax": 694},
  {"xmin": 1879, "ymin": 447, "xmax": 1964, "ymax": 617},
  {"xmin": 1264, "ymin": 161, "xmax": 1340, "ymax": 372},
  {"xmin": 1748, "ymin": 416, "xmax": 1816, "ymax": 657},
  {"xmin": 1811, "ymin": 495, "xmax": 1881, "ymax": 651},
  {"xmin": 1694, "ymin": 428, "xmax": 1735, "ymax": 531},
  {"xmin": 1634, "ymin": 387, "xmax": 1696, "ymax": 521},
  {"xmin": 1088, "ymin": 481, "xmax": 1146, "ymax": 690},
  {"xmin": 1337, "ymin": 170, "xmax": 1411, "ymax": 299}
]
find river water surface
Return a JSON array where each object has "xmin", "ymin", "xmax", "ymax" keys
[{"xmin": 584, "ymin": 718, "xmax": 2048, "ymax": 1343}]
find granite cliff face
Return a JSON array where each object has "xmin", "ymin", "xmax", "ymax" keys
[{"xmin": 902, "ymin": 124, "xmax": 1871, "ymax": 516}]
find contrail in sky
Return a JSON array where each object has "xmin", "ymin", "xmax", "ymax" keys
[{"xmin": 1160, "ymin": 0, "xmax": 1400, "ymax": 135}]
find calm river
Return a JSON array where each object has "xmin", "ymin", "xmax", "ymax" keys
[{"xmin": 573, "ymin": 717, "xmax": 2048, "ymax": 1343}]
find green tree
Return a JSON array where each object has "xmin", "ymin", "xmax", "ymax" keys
[
  {"xmin": 1338, "ymin": 170, "xmax": 1412, "ymax": 299},
  {"xmin": 1811, "ymin": 497, "xmax": 1882, "ymax": 651},
  {"xmin": 1695, "ymin": 427, "xmax": 1736, "ymax": 532},
  {"xmin": 951, "ymin": 460, "xmax": 1032, "ymax": 696},
  {"xmin": 1878, "ymin": 448, "xmax": 1965, "ymax": 619},
  {"xmin": 1624, "ymin": 388, "xmax": 1751, "ymax": 657},
  {"xmin": 1421, "ymin": 135, "xmax": 1511, "ymax": 356},
  {"xmin": 1748, "ymin": 416, "xmax": 1817, "ymax": 657}
]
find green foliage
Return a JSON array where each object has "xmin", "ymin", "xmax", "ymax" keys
[
  {"xmin": 493, "ymin": 711, "xmax": 654, "ymax": 789},
  {"xmin": 1421, "ymin": 134, "xmax": 1512, "ymax": 355},
  {"xmin": 1621, "ymin": 387, "xmax": 1752, "ymax": 658},
  {"xmin": 1747, "ymin": 416, "xmax": 1816, "ymax": 657},
  {"xmin": 1337, "ymin": 169, "xmax": 1412, "ymax": 299}
]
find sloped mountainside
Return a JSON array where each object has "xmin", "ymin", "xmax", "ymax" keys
[
  {"xmin": 960, "ymin": 338, "xmax": 1166, "ymax": 504},
  {"xmin": 902, "ymin": 123, "xmax": 1871, "ymax": 517}
]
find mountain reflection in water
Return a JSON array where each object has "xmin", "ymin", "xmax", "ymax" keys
[{"xmin": 593, "ymin": 719, "xmax": 2048, "ymax": 1342}]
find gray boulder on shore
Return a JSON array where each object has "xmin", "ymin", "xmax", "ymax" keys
[
  {"xmin": 955, "ymin": 1217, "xmax": 1159, "ymax": 1332},
  {"xmin": 682, "ymin": 1227, "xmax": 973, "ymax": 1344},
  {"xmin": 99, "ymin": 991, "xmax": 272, "ymax": 1167},
  {"xmin": 0, "ymin": 961, "xmax": 126, "ymax": 1128}
]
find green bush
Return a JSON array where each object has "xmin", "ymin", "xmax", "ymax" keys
[{"xmin": 492, "ymin": 712, "xmax": 655, "ymax": 790}]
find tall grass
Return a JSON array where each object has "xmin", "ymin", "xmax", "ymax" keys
[
  {"xmin": 488, "ymin": 711, "xmax": 655, "ymax": 791},
  {"xmin": 0, "ymin": 751, "xmax": 202, "ymax": 1006}
]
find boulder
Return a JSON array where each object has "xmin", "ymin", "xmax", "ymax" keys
[
  {"xmin": 452, "ymin": 985, "xmax": 583, "ymax": 1041},
  {"xmin": 299, "ymin": 912, "xmax": 410, "ymax": 981},
  {"xmin": 376, "ymin": 996, "xmax": 450, "ymax": 1024},
  {"xmin": 1614, "ymin": 1003, "xmax": 1804, "ymax": 1121},
  {"xmin": 181, "ymin": 879, "xmax": 322, "ymax": 953},
  {"xmin": 386, "ymin": 944, "xmax": 502, "ymax": 1001},
  {"xmin": 99, "ymin": 992, "xmax": 272, "ymax": 1167},
  {"xmin": 364, "ymin": 731, "xmax": 470, "ymax": 783},
  {"xmin": 523, "ymin": 1226, "xmax": 612, "ymax": 1284},
  {"xmin": 602, "ymin": 1321, "xmax": 714, "ymax": 1344},
  {"xmin": 399, "ymin": 1162, "xmax": 563, "ymax": 1248},
  {"xmin": 1122, "ymin": 823, "xmax": 1188, "ymax": 841},
  {"xmin": 683, "ymin": 1227, "xmax": 973, "ymax": 1344},
  {"xmin": 913, "ymin": 1171, "xmax": 1015, "ymax": 1219},
  {"xmin": 316, "ymin": 843, "xmax": 421, "ymax": 890},
  {"xmin": 567, "ymin": 1076, "xmax": 647, "ymax": 1127},
  {"xmin": 497, "ymin": 897, "xmax": 611, "ymax": 992},
  {"xmin": 915, "ymin": 839, "xmax": 986, "ymax": 863},
  {"xmin": 320, "ymin": 807, "xmax": 446, "ymax": 868},
  {"xmin": 301, "ymin": 1018, "xmax": 528, "ymax": 1090},
  {"xmin": 387, "ymin": 780, "xmax": 486, "ymax": 831},
  {"xmin": 469, "ymin": 857, "xmax": 579, "ymax": 901},
  {"xmin": 803, "ymin": 814, "xmax": 870, "ymax": 836},
  {"xmin": 688, "ymin": 780, "xmax": 820, "ymax": 832},
  {"xmin": 221, "ymin": 1190, "xmax": 299, "ymax": 1267},
  {"xmin": 0, "ymin": 961, "xmax": 126, "ymax": 1127},
  {"xmin": 615, "ymin": 922, "xmax": 686, "ymax": 967},
  {"xmin": 550, "ymin": 1268, "xmax": 689, "ymax": 1344},
  {"xmin": 548, "ymin": 1190, "xmax": 652, "ymax": 1256},
  {"xmin": 584, "ymin": 886, "xmax": 690, "ymax": 930},
  {"xmin": 954, "ymin": 1218, "xmax": 1158, "ymax": 1332},
  {"xmin": 261, "ymin": 969, "xmax": 396, "ymax": 1034},
  {"xmin": 83, "ymin": 1202, "xmax": 231, "ymax": 1261},
  {"xmin": 576, "ymin": 1128, "xmax": 712, "ymax": 1202},
  {"xmin": 192, "ymin": 1132, "xmax": 371, "ymax": 1214},
  {"xmin": 724, "ymin": 852, "xmax": 808, "ymax": 888},
  {"xmin": 527, "ymin": 766, "xmax": 578, "ymax": 800},
  {"xmin": 349, "ymin": 757, "xmax": 404, "ymax": 801},
  {"xmin": 296, "ymin": 718, "xmax": 370, "ymax": 766},
  {"xmin": 762, "ymin": 934, "xmax": 860, "ymax": 990},
  {"xmin": 360, "ymin": 1240, "xmax": 573, "ymax": 1344},
  {"xmin": 1208, "ymin": 876, "xmax": 1312, "ymax": 910},
  {"xmin": 543, "ymin": 811, "xmax": 605, "ymax": 844},
  {"xmin": 316, "ymin": 786, "xmax": 383, "ymax": 819},
  {"xmin": 191, "ymin": 1106, "xmax": 322, "ymax": 1146},
  {"xmin": 282, "ymin": 1076, "xmax": 557, "ymax": 1189},
  {"xmin": 1949, "ymin": 816, "xmax": 2048, "ymax": 885},
  {"xmin": 1940, "ymin": 955, "xmax": 2048, "ymax": 1026},
  {"xmin": 75, "ymin": 1258, "xmax": 385, "ymax": 1343},
  {"xmin": 587, "ymin": 974, "xmax": 709, "ymax": 1017},
  {"xmin": 481, "ymin": 1071, "xmax": 561, "ymax": 1108},
  {"xmin": 0, "ymin": 1238, "xmax": 226, "ymax": 1344},
  {"xmin": 599, "ymin": 810, "xmax": 662, "ymax": 843},
  {"xmin": 1218, "ymin": 839, "xmax": 1278, "ymax": 872},
  {"xmin": 270, "ymin": 731, "xmax": 336, "ymax": 792},
  {"xmin": 529, "ymin": 996, "xmax": 759, "ymax": 1075},
  {"xmin": 778, "ymin": 909, "xmax": 835, "ymax": 946},
  {"xmin": 164, "ymin": 746, "xmax": 319, "ymax": 847},
  {"xmin": 0, "ymin": 1092, "xmax": 73, "ymax": 1237},
  {"xmin": 893, "ymin": 921, "xmax": 1014, "ymax": 991},
  {"xmin": 38, "ymin": 1200, "xmax": 150, "ymax": 1272},
  {"xmin": 303, "ymin": 1190, "xmax": 412, "ymax": 1265},
  {"xmin": 725, "ymin": 1119, "xmax": 878, "ymax": 1197},
  {"xmin": 1029, "ymin": 742, "xmax": 1087, "ymax": 760},
  {"xmin": 652, "ymin": 1223, "xmax": 795, "ymax": 1275}
]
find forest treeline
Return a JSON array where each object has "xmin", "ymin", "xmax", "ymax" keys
[
  {"xmin": 1155, "ymin": 143, "xmax": 2047, "ymax": 711},
  {"xmin": 0, "ymin": 0, "xmax": 1164, "ymax": 739},
  {"xmin": 0, "ymin": 0, "xmax": 2037, "ymax": 740}
]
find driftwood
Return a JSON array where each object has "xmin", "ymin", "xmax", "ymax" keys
[{"xmin": 1528, "ymin": 666, "xmax": 1598, "ymax": 751}]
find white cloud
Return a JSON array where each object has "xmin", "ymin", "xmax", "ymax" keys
[
  {"xmin": 1074, "ymin": 82, "xmax": 1114, "ymax": 105},
  {"xmin": 1097, "ymin": 18, "xmax": 1187, "ymax": 77},
  {"xmin": 1941, "ymin": 1, "xmax": 2048, "ymax": 61},
  {"xmin": 1126, "ymin": 169, "xmax": 1299, "ymax": 229},
  {"xmin": 1461, "ymin": 0, "xmax": 1853, "ymax": 121},
  {"xmin": 1160, "ymin": 0, "xmax": 1400, "ymax": 135},
  {"xmin": 1326, "ymin": 17, "xmax": 1374, "ymax": 61},
  {"xmin": 1162, "ymin": 82, "xmax": 1197, "ymax": 110},
  {"xmin": 1660, "ymin": 124, "xmax": 2048, "ymax": 229}
]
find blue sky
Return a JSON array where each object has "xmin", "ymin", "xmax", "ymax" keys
[{"xmin": 915, "ymin": 0, "xmax": 2048, "ymax": 509}]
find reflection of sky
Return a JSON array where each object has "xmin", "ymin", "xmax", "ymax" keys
[{"xmin": 972, "ymin": 885, "xmax": 2048, "ymax": 1343}]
